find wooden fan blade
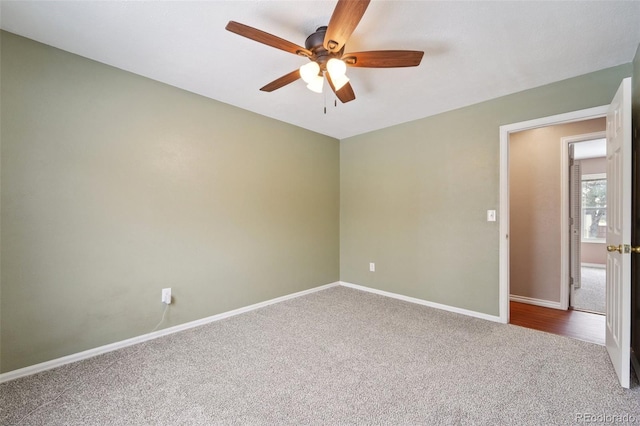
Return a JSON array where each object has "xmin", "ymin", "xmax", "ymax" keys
[
  {"xmin": 326, "ymin": 72, "xmax": 356, "ymax": 103},
  {"xmin": 260, "ymin": 69, "xmax": 301, "ymax": 92},
  {"xmin": 342, "ymin": 50, "xmax": 424, "ymax": 68},
  {"xmin": 323, "ymin": 0, "xmax": 370, "ymax": 53},
  {"xmin": 226, "ymin": 21, "xmax": 312, "ymax": 57}
]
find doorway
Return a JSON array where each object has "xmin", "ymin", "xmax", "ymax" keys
[
  {"xmin": 502, "ymin": 111, "xmax": 608, "ymax": 345},
  {"xmin": 506, "ymin": 119, "xmax": 606, "ymax": 311},
  {"xmin": 500, "ymin": 78, "xmax": 634, "ymax": 389},
  {"xmin": 568, "ymin": 138, "xmax": 607, "ymax": 315},
  {"xmin": 499, "ymin": 105, "xmax": 609, "ymax": 323}
]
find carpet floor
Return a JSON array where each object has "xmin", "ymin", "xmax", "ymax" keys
[
  {"xmin": 2, "ymin": 286, "xmax": 639, "ymax": 425},
  {"xmin": 573, "ymin": 266, "xmax": 606, "ymax": 314}
]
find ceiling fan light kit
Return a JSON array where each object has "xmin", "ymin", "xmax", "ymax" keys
[
  {"xmin": 225, "ymin": 0, "xmax": 424, "ymax": 104},
  {"xmin": 299, "ymin": 61, "xmax": 320, "ymax": 84},
  {"xmin": 326, "ymin": 58, "xmax": 349, "ymax": 91},
  {"xmin": 326, "ymin": 58, "xmax": 347, "ymax": 77},
  {"xmin": 328, "ymin": 72, "xmax": 349, "ymax": 92},
  {"xmin": 307, "ymin": 75, "xmax": 325, "ymax": 94}
]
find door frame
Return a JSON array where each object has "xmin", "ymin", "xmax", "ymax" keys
[
  {"xmin": 560, "ymin": 131, "xmax": 607, "ymax": 310},
  {"xmin": 498, "ymin": 105, "xmax": 609, "ymax": 323}
]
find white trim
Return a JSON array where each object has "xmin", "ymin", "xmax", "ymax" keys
[
  {"xmin": 0, "ymin": 282, "xmax": 340, "ymax": 384},
  {"xmin": 340, "ymin": 281, "xmax": 502, "ymax": 323},
  {"xmin": 560, "ymin": 137, "xmax": 570, "ymax": 310},
  {"xmin": 583, "ymin": 173, "xmax": 606, "ymax": 180},
  {"xmin": 561, "ymin": 131, "xmax": 607, "ymax": 310},
  {"xmin": 509, "ymin": 294, "xmax": 563, "ymax": 310},
  {"xmin": 499, "ymin": 106, "xmax": 608, "ymax": 135},
  {"xmin": 499, "ymin": 124, "xmax": 510, "ymax": 324},
  {"xmin": 582, "ymin": 262, "xmax": 606, "ymax": 269},
  {"xmin": 499, "ymin": 105, "xmax": 608, "ymax": 324}
]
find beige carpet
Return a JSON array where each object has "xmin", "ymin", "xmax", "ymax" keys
[
  {"xmin": 573, "ymin": 266, "xmax": 606, "ymax": 313},
  {"xmin": 2, "ymin": 286, "xmax": 639, "ymax": 425}
]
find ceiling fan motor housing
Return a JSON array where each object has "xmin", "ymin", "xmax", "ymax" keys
[{"xmin": 305, "ymin": 26, "xmax": 344, "ymax": 69}]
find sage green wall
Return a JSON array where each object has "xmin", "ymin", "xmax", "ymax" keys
[
  {"xmin": 340, "ymin": 63, "xmax": 632, "ymax": 316},
  {"xmin": 0, "ymin": 32, "xmax": 339, "ymax": 373}
]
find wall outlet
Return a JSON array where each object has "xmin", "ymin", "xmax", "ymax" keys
[
  {"xmin": 162, "ymin": 288, "xmax": 172, "ymax": 304},
  {"xmin": 369, "ymin": 262, "xmax": 375, "ymax": 272}
]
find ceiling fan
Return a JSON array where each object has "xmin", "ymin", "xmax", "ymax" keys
[{"xmin": 225, "ymin": 0, "xmax": 424, "ymax": 103}]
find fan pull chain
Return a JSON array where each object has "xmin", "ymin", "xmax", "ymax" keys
[
  {"xmin": 324, "ymin": 85, "xmax": 327, "ymax": 114},
  {"xmin": 320, "ymin": 86, "xmax": 338, "ymax": 115}
]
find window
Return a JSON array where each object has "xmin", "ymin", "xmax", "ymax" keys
[{"xmin": 582, "ymin": 173, "xmax": 606, "ymax": 242}]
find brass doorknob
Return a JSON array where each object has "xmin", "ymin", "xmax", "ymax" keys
[
  {"xmin": 607, "ymin": 244, "xmax": 623, "ymax": 253},
  {"xmin": 607, "ymin": 245, "xmax": 640, "ymax": 254}
]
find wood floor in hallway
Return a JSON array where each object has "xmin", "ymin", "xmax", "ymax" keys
[{"xmin": 509, "ymin": 301, "xmax": 605, "ymax": 346}]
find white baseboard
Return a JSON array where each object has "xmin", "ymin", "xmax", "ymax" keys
[
  {"xmin": 340, "ymin": 281, "xmax": 502, "ymax": 323},
  {"xmin": 0, "ymin": 282, "xmax": 340, "ymax": 384},
  {"xmin": 510, "ymin": 294, "xmax": 562, "ymax": 310},
  {"xmin": 582, "ymin": 263, "xmax": 606, "ymax": 269}
]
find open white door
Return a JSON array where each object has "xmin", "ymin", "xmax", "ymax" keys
[{"xmin": 605, "ymin": 77, "xmax": 632, "ymax": 389}]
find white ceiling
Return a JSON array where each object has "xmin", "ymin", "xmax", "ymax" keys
[{"xmin": 1, "ymin": 1, "xmax": 640, "ymax": 140}]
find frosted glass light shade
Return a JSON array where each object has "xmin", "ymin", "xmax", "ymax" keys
[
  {"xmin": 326, "ymin": 58, "xmax": 347, "ymax": 77},
  {"xmin": 306, "ymin": 75, "xmax": 324, "ymax": 93},
  {"xmin": 329, "ymin": 73, "xmax": 349, "ymax": 91},
  {"xmin": 299, "ymin": 62, "xmax": 320, "ymax": 84}
]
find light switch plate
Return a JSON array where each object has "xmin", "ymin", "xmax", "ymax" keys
[
  {"xmin": 487, "ymin": 210, "xmax": 496, "ymax": 222},
  {"xmin": 162, "ymin": 288, "xmax": 172, "ymax": 304}
]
